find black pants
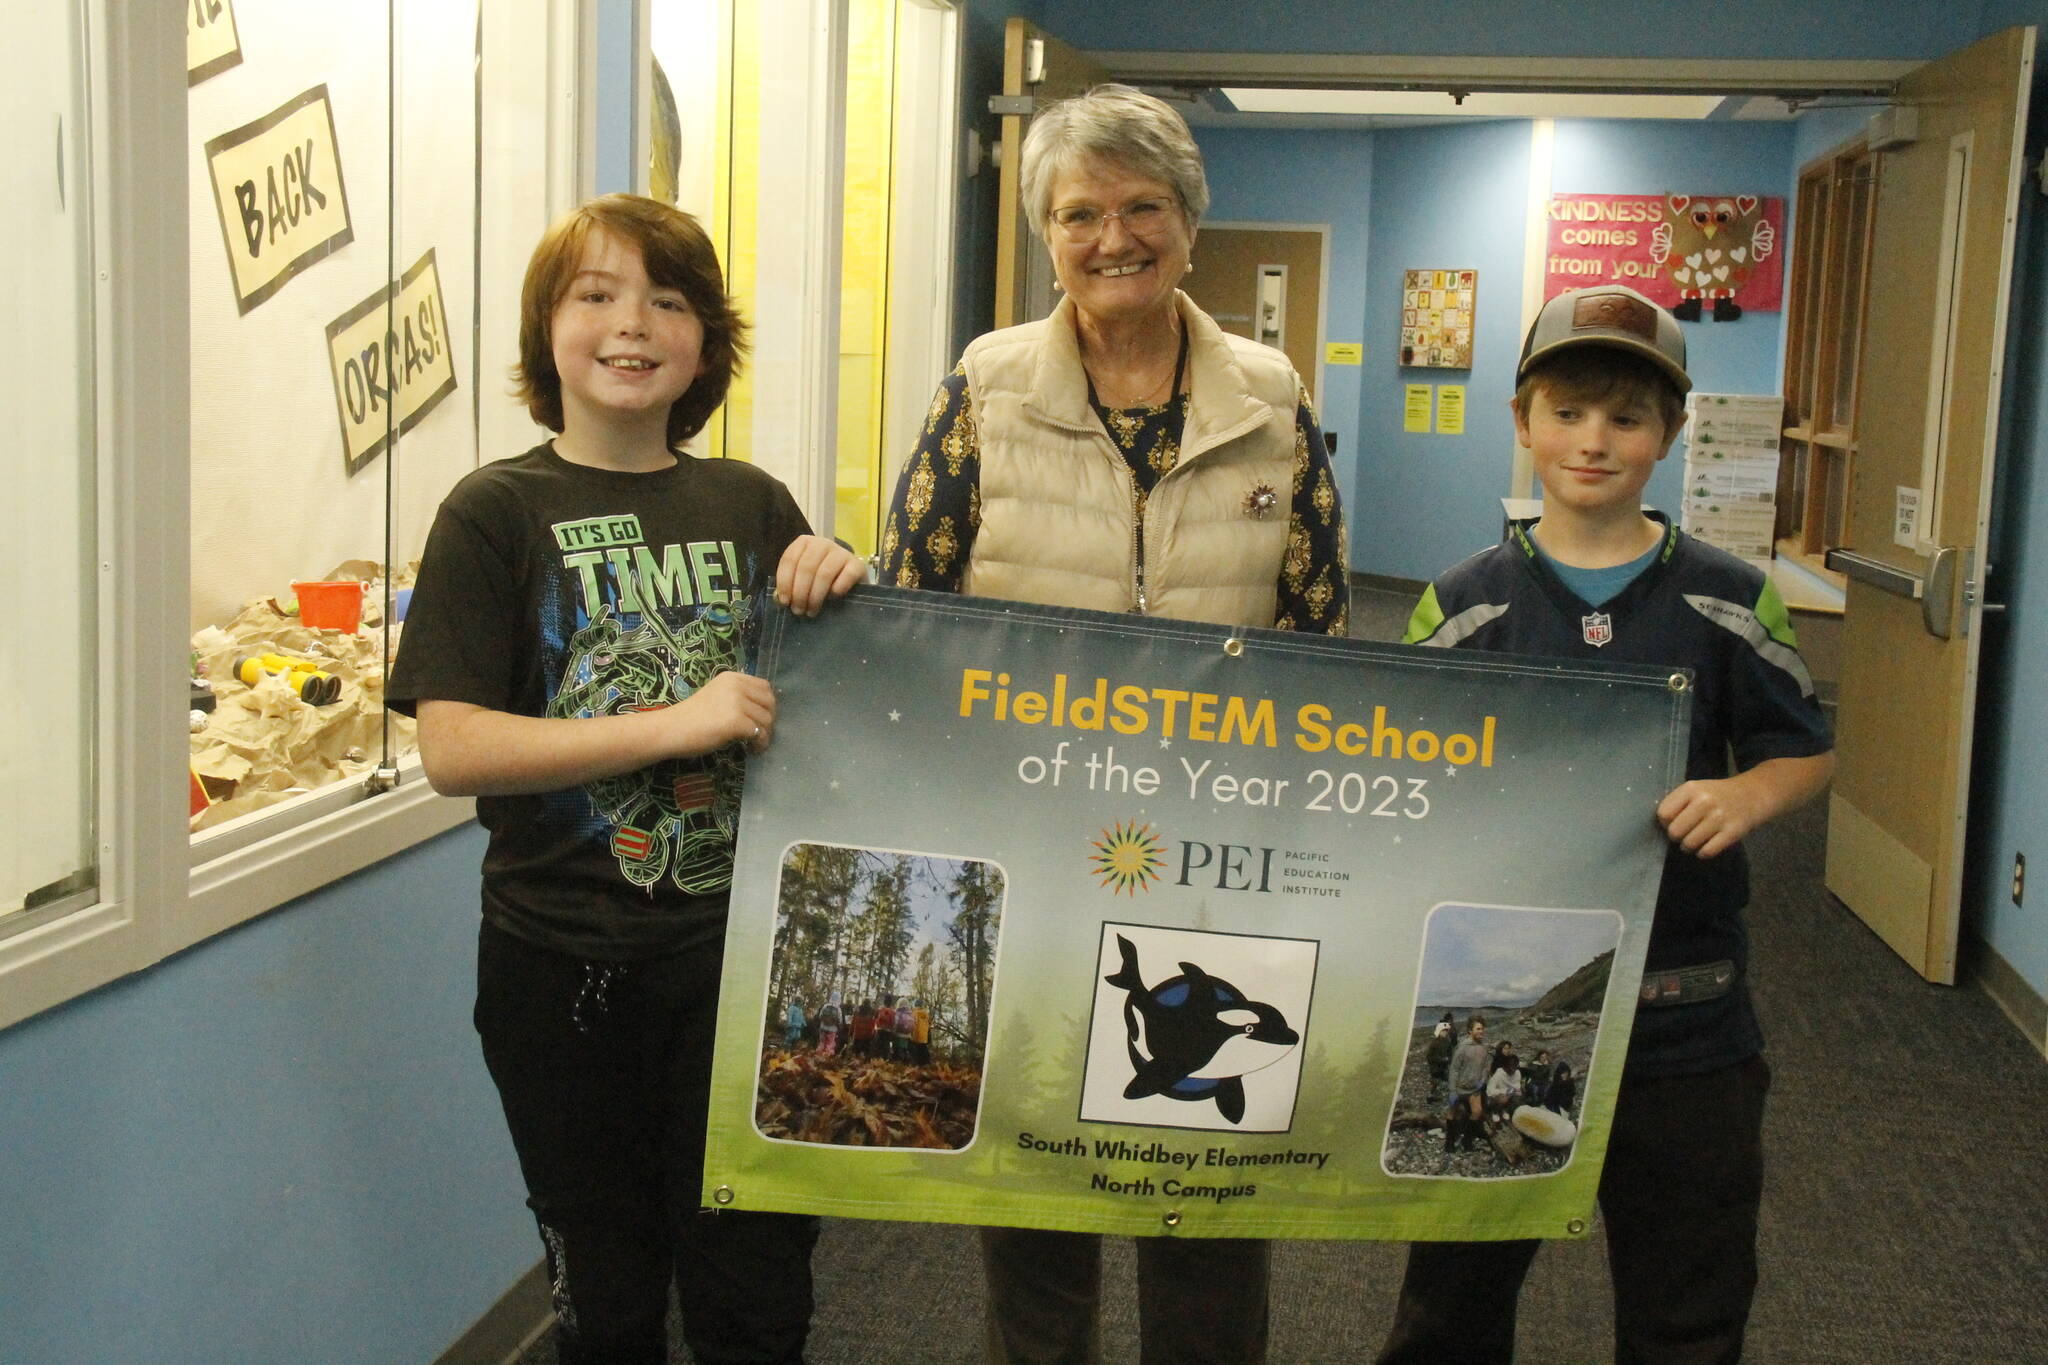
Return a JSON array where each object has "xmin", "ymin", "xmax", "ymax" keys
[
  {"xmin": 476, "ymin": 923, "xmax": 820, "ymax": 1365},
  {"xmin": 1378, "ymin": 1056, "xmax": 1770, "ymax": 1365},
  {"xmin": 980, "ymin": 1226, "xmax": 1271, "ymax": 1363}
]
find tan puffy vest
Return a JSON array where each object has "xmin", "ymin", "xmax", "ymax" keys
[{"xmin": 959, "ymin": 292, "xmax": 1298, "ymax": 627}]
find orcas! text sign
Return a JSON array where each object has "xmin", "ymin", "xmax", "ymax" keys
[
  {"xmin": 324, "ymin": 249, "xmax": 459, "ymax": 474},
  {"xmin": 703, "ymin": 589, "xmax": 1689, "ymax": 1240}
]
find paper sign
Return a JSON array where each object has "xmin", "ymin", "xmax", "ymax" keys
[
  {"xmin": 1404, "ymin": 385, "xmax": 1433, "ymax": 434},
  {"xmin": 702, "ymin": 589, "xmax": 1687, "ymax": 1241},
  {"xmin": 1325, "ymin": 342, "xmax": 1363, "ymax": 366},
  {"xmin": 1400, "ymin": 268, "xmax": 1476, "ymax": 368},
  {"xmin": 1436, "ymin": 386, "xmax": 1466, "ymax": 435},
  {"xmin": 1894, "ymin": 486, "xmax": 1922, "ymax": 547},
  {"xmin": 324, "ymin": 249, "xmax": 460, "ymax": 475},
  {"xmin": 203, "ymin": 85, "xmax": 354, "ymax": 314},
  {"xmin": 1544, "ymin": 194, "xmax": 1785, "ymax": 312},
  {"xmin": 188, "ymin": 0, "xmax": 243, "ymax": 86}
]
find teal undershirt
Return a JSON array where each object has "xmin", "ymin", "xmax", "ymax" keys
[{"xmin": 1533, "ymin": 534, "xmax": 1662, "ymax": 608}]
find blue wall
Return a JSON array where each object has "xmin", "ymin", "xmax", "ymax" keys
[
  {"xmin": 1359, "ymin": 120, "xmax": 1534, "ymax": 580},
  {"xmin": 1790, "ymin": 105, "xmax": 1872, "ymax": 167},
  {"xmin": 1191, "ymin": 117, "xmax": 1799, "ymax": 580},
  {"xmin": 1195, "ymin": 127, "xmax": 1374, "ymax": 530},
  {"xmin": 0, "ymin": 825, "xmax": 531, "ymax": 1365},
  {"xmin": 1036, "ymin": 0, "xmax": 1977, "ymax": 60}
]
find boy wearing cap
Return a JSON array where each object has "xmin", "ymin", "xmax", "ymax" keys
[{"xmin": 1380, "ymin": 286, "xmax": 1834, "ymax": 1364}]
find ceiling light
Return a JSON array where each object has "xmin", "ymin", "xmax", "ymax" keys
[{"xmin": 1219, "ymin": 89, "xmax": 1731, "ymax": 121}]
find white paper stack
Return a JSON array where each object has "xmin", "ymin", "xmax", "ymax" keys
[{"xmin": 1681, "ymin": 393, "xmax": 1783, "ymax": 569}]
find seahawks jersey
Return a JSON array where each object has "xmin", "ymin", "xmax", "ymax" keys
[{"xmin": 1405, "ymin": 515, "xmax": 1833, "ymax": 1076}]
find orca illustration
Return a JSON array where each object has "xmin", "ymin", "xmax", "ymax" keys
[{"xmin": 1103, "ymin": 934, "xmax": 1301, "ymax": 1124}]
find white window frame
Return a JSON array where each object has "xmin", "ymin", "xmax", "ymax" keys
[
  {"xmin": 0, "ymin": 0, "xmax": 589, "ymax": 1031},
  {"xmin": 3, "ymin": 0, "xmax": 960, "ymax": 1030}
]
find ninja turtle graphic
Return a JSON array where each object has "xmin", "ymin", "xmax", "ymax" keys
[{"xmin": 547, "ymin": 597, "xmax": 753, "ymax": 892}]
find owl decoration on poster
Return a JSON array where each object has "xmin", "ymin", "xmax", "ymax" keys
[{"xmin": 1649, "ymin": 195, "xmax": 1775, "ymax": 321}]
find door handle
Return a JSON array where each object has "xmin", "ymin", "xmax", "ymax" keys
[{"xmin": 1824, "ymin": 545, "xmax": 1959, "ymax": 639}]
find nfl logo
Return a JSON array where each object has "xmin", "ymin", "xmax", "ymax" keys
[{"xmin": 1581, "ymin": 612, "xmax": 1613, "ymax": 647}]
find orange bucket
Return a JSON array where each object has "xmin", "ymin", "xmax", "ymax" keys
[{"xmin": 292, "ymin": 580, "xmax": 365, "ymax": 632}]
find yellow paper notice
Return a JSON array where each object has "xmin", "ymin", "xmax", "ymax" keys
[
  {"xmin": 1437, "ymin": 385, "xmax": 1466, "ymax": 434},
  {"xmin": 1325, "ymin": 342, "xmax": 1364, "ymax": 366},
  {"xmin": 1404, "ymin": 385, "xmax": 1433, "ymax": 433}
]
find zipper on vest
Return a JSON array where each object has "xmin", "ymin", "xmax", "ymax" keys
[{"xmin": 1130, "ymin": 483, "xmax": 1148, "ymax": 614}]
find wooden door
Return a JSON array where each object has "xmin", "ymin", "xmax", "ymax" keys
[
  {"xmin": 1181, "ymin": 226, "xmax": 1327, "ymax": 410},
  {"xmin": 1823, "ymin": 26, "xmax": 2034, "ymax": 982},
  {"xmin": 992, "ymin": 17, "xmax": 1106, "ymax": 328}
]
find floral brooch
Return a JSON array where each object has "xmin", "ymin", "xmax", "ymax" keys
[{"xmin": 1244, "ymin": 483, "xmax": 1279, "ymax": 519}]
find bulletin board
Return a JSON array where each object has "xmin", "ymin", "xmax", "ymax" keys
[{"xmin": 1400, "ymin": 269, "xmax": 1475, "ymax": 369}]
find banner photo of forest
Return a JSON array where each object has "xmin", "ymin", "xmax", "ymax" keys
[
  {"xmin": 757, "ymin": 844, "xmax": 1003, "ymax": 1150},
  {"xmin": 703, "ymin": 588, "xmax": 1690, "ymax": 1241}
]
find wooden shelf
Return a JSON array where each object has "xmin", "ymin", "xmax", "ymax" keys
[
  {"xmin": 1775, "ymin": 539, "xmax": 1847, "ymax": 588},
  {"xmin": 1782, "ymin": 426, "xmax": 1856, "ymax": 451}
]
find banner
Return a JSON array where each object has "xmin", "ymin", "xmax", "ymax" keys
[
  {"xmin": 704, "ymin": 588, "xmax": 1690, "ymax": 1241},
  {"xmin": 1545, "ymin": 193, "xmax": 1785, "ymax": 314}
]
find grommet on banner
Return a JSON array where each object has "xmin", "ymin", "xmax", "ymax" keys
[
  {"xmin": 713, "ymin": 1185, "xmax": 735, "ymax": 1206},
  {"xmin": 1223, "ymin": 638, "xmax": 1245, "ymax": 657},
  {"xmin": 1668, "ymin": 672, "xmax": 1689, "ymax": 692},
  {"xmin": 1162, "ymin": 1209, "xmax": 1183, "ymax": 1228},
  {"xmin": 1566, "ymin": 1217, "xmax": 1587, "ymax": 1235}
]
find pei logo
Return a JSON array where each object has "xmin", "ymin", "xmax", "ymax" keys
[
  {"xmin": 1089, "ymin": 820, "xmax": 1167, "ymax": 895},
  {"xmin": 1080, "ymin": 924, "xmax": 1318, "ymax": 1133}
]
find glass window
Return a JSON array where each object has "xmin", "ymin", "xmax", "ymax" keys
[
  {"xmin": 185, "ymin": 3, "xmax": 486, "ymax": 838},
  {"xmin": 3, "ymin": 3, "xmax": 96, "ymax": 927}
]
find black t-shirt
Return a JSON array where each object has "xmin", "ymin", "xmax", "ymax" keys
[
  {"xmin": 388, "ymin": 442, "xmax": 811, "ymax": 960},
  {"xmin": 1406, "ymin": 516, "xmax": 1833, "ymax": 1077}
]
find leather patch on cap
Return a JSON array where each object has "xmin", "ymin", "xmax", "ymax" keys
[{"xmin": 1572, "ymin": 292, "xmax": 1656, "ymax": 342}]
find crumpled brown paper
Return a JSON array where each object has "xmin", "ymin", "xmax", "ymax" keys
[{"xmin": 189, "ymin": 562, "xmax": 419, "ymax": 833}]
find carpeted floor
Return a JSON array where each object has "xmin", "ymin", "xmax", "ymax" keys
[{"xmin": 518, "ymin": 584, "xmax": 2048, "ymax": 1362}]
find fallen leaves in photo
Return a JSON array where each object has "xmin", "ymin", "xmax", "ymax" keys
[{"xmin": 754, "ymin": 1050, "xmax": 982, "ymax": 1149}]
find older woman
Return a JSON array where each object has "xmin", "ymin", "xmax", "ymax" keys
[{"xmin": 881, "ymin": 84, "xmax": 1348, "ymax": 1365}]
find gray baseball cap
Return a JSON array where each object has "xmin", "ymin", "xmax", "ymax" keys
[{"xmin": 1517, "ymin": 285, "xmax": 1691, "ymax": 393}]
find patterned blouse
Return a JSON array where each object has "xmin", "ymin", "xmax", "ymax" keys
[{"xmin": 880, "ymin": 367, "xmax": 1349, "ymax": 635}]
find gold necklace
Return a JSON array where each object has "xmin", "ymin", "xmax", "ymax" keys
[{"xmin": 1086, "ymin": 332, "xmax": 1183, "ymax": 408}]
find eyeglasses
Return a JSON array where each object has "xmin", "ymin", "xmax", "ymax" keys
[{"xmin": 1048, "ymin": 197, "xmax": 1177, "ymax": 244}]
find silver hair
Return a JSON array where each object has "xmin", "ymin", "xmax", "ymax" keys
[{"xmin": 1020, "ymin": 83, "xmax": 1209, "ymax": 239}]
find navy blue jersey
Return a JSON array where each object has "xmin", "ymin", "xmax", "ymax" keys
[{"xmin": 1405, "ymin": 515, "xmax": 1832, "ymax": 1076}]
